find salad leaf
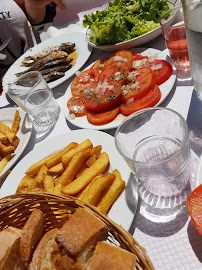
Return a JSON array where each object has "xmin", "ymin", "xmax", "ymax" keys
[{"xmin": 83, "ymin": 0, "xmax": 169, "ymax": 45}]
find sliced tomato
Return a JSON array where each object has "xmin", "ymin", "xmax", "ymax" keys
[
  {"xmin": 147, "ymin": 59, "xmax": 173, "ymax": 85},
  {"xmin": 86, "ymin": 105, "xmax": 120, "ymax": 125},
  {"xmin": 120, "ymin": 85, "xmax": 161, "ymax": 116},
  {"xmin": 99, "ymin": 61, "xmax": 129, "ymax": 85},
  {"xmin": 121, "ymin": 67, "xmax": 156, "ymax": 102},
  {"xmin": 84, "ymin": 80, "xmax": 121, "ymax": 112},
  {"xmin": 104, "ymin": 50, "xmax": 133, "ymax": 69},
  {"xmin": 132, "ymin": 53, "xmax": 149, "ymax": 69},
  {"xmin": 91, "ymin": 58, "xmax": 107, "ymax": 73},
  {"xmin": 186, "ymin": 184, "xmax": 202, "ymax": 235},
  {"xmin": 133, "ymin": 53, "xmax": 149, "ymax": 61},
  {"xmin": 71, "ymin": 69, "xmax": 98, "ymax": 97},
  {"xmin": 67, "ymin": 96, "xmax": 86, "ymax": 116}
]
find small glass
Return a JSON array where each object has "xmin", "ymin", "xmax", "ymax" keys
[
  {"xmin": 160, "ymin": 5, "xmax": 190, "ymax": 71},
  {"xmin": 7, "ymin": 71, "xmax": 61, "ymax": 127},
  {"xmin": 115, "ymin": 107, "xmax": 191, "ymax": 221}
]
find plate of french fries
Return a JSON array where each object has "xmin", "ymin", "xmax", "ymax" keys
[
  {"xmin": 0, "ymin": 108, "xmax": 32, "ymax": 179},
  {"xmin": 0, "ymin": 129, "xmax": 136, "ymax": 231}
]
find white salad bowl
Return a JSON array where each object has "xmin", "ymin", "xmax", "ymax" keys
[{"xmin": 86, "ymin": 0, "xmax": 181, "ymax": 51}]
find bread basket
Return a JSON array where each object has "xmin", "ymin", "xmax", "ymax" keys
[{"xmin": 0, "ymin": 193, "xmax": 154, "ymax": 270}]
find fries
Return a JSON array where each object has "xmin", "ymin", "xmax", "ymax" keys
[
  {"xmin": 0, "ymin": 154, "xmax": 13, "ymax": 174},
  {"xmin": 0, "ymin": 110, "xmax": 21, "ymax": 174},
  {"xmin": 43, "ymin": 174, "xmax": 55, "ymax": 193},
  {"xmin": 61, "ymin": 139, "xmax": 93, "ymax": 167},
  {"xmin": 17, "ymin": 139, "xmax": 125, "ymax": 213},
  {"xmin": 80, "ymin": 173, "xmax": 115, "ymax": 206},
  {"xmin": 62, "ymin": 152, "xmax": 109, "ymax": 195},
  {"xmin": 97, "ymin": 169, "xmax": 125, "ymax": 213},
  {"xmin": 59, "ymin": 149, "xmax": 91, "ymax": 186},
  {"xmin": 11, "ymin": 110, "xmax": 21, "ymax": 134},
  {"xmin": 25, "ymin": 152, "xmax": 58, "ymax": 176},
  {"xmin": 46, "ymin": 142, "xmax": 78, "ymax": 169}
]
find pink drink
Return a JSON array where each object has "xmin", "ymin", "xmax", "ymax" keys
[{"xmin": 165, "ymin": 23, "xmax": 190, "ymax": 70}]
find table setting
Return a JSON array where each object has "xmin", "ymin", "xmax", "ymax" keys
[{"xmin": 0, "ymin": 0, "xmax": 202, "ymax": 269}]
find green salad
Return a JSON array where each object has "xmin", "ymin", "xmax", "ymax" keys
[{"xmin": 83, "ymin": 0, "xmax": 170, "ymax": 45}]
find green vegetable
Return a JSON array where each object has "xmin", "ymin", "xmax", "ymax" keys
[{"xmin": 83, "ymin": 0, "xmax": 170, "ymax": 45}]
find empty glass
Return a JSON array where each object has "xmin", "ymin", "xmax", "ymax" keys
[
  {"xmin": 7, "ymin": 71, "xmax": 61, "ymax": 128},
  {"xmin": 115, "ymin": 107, "xmax": 191, "ymax": 221}
]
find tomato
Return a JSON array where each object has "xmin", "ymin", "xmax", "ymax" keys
[
  {"xmin": 99, "ymin": 61, "xmax": 129, "ymax": 85},
  {"xmin": 71, "ymin": 69, "xmax": 98, "ymax": 97},
  {"xmin": 67, "ymin": 96, "xmax": 86, "ymax": 117},
  {"xmin": 186, "ymin": 184, "xmax": 202, "ymax": 235},
  {"xmin": 91, "ymin": 58, "xmax": 107, "ymax": 73},
  {"xmin": 133, "ymin": 53, "xmax": 149, "ymax": 61},
  {"xmin": 104, "ymin": 50, "xmax": 133, "ymax": 69},
  {"xmin": 121, "ymin": 67, "xmax": 156, "ymax": 102},
  {"xmin": 120, "ymin": 85, "xmax": 161, "ymax": 116},
  {"xmin": 146, "ymin": 59, "xmax": 173, "ymax": 85},
  {"xmin": 86, "ymin": 105, "xmax": 120, "ymax": 125},
  {"xmin": 84, "ymin": 80, "xmax": 122, "ymax": 112},
  {"xmin": 132, "ymin": 53, "xmax": 149, "ymax": 69}
]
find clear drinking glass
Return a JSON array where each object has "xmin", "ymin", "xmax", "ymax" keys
[
  {"xmin": 182, "ymin": 0, "xmax": 202, "ymax": 99},
  {"xmin": 160, "ymin": 5, "xmax": 190, "ymax": 71},
  {"xmin": 7, "ymin": 71, "xmax": 61, "ymax": 127},
  {"xmin": 115, "ymin": 107, "xmax": 191, "ymax": 221}
]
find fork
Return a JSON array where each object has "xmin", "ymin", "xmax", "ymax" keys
[{"xmin": 0, "ymin": 37, "xmax": 12, "ymax": 52}]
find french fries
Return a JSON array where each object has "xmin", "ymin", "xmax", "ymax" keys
[
  {"xmin": 61, "ymin": 139, "xmax": 93, "ymax": 167},
  {"xmin": 43, "ymin": 174, "xmax": 55, "ymax": 193},
  {"xmin": 0, "ymin": 110, "xmax": 21, "ymax": 174},
  {"xmin": 25, "ymin": 152, "xmax": 58, "ymax": 176},
  {"xmin": 17, "ymin": 139, "xmax": 125, "ymax": 213},
  {"xmin": 46, "ymin": 142, "xmax": 78, "ymax": 169},
  {"xmin": 62, "ymin": 152, "xmax": 109, "ymax": 195},
  {"xmin": 11, "ymin": 110, "xmax": 21, "ymax": 134},
  {"xmin": 59, "ymin": 149, "xmax": 91, "ymax": 186},
  {"xmin": 80, "ymin": 173, "xmax": 115, "ymax": 206},
  {"xmin": 97, "ymin": 169, "xmax": 125, "ymax": 213},
  {"xmin": 0, "ymin": 154, "xmax": 13, "ymax": 174}
]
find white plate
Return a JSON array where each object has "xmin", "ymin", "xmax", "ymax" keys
[
  {"xmin": 0, "ymin": 108, "xmax": 32, "ymax": 178},
  {"xmin": 62, "ymin": 48, "xmax": 176, "ymax": 130},
  {"xmin": 0, "ymin": 129, "xmax": 136, "ymax": 231},
  {"xmin": 86, "ymin": 0, "xmax": 181, "ymax": 51},
  {"xmin": 2, "ymin": 32, "xmax": 92, "ymax": 92}
]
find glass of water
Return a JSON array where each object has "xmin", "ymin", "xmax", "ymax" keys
[
  {"xmin": 7, "ymin": 71, "xmax": 61, "ymax": 127},
  {"xmin": 182, "ymin": 0, "xmax": 202, "ymax": 99},
  {"xmin": 115, "ymin": 107, "xmax": 190, "ymax": 214}
]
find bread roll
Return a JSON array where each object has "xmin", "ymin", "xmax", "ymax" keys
[
  {"xmin": 29, "ymin": 228, "xmax": 59, "ymax": 270},
  {"xmin": 0, "ymin": 226, "xmax": 26, "ymax": 270},
  {"xmin": 89, "ymin": 241, "xmax": 136, "ymax": 270},
  {"xmin": 56, "ymin": 208, "xmax": 108, "ymax": 266},
  {"xmin": 20, "ymin": 209, "xmax": 45, "ymax": 265}
]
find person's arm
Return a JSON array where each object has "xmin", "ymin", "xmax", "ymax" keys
[{"xmin": 16, "ymin": 0, "xmax": 66, "ymax": 25}]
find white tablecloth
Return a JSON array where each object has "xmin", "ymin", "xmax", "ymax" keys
[{"xmin": 1, "ymin": 7, "xmax": 202, "ymax": 270}]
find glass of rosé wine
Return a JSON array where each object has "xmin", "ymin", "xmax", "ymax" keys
[{"xmin": 160, "ymin": 5, "xmax": 190, "ymax": 71}]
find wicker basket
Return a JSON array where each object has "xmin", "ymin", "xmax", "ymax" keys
[{"xmin": 0, "ymin": 193, "xmax": 154, "ymax": 270}]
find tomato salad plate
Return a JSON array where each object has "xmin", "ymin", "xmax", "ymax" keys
[
  {"xmin": 62, "ymin": 48, "xmax": 176, "ymax": 130},
  {"xmin": 0, "ymin": 129, "xmax": 137, "ymax": 231},
  {"xmin": 3, "ymin": 32, "xmax": 92, "ymax": 92}
]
